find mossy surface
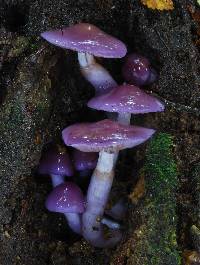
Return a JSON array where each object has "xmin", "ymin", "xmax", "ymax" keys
[{"xmin": 128, "ymin": 133, "xmax": 181, "ymax": 265}]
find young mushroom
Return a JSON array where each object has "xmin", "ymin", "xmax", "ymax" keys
[
  {"xmin": 62, "ymin": 119, "xmax": 155, "ymax": 247},
  {"xmin": 41, "ymin": 23, "xmax": 127, "ymax": 95},
  {"xmin": 87, "ymin": 84, "xmax": 165, "ymax": 125},
  {"xmin": 72, "ymin": 149, "xmax": 98, "ymax": 177},
  {"xmin": 38, "ymin": 145, "xmax": 74, "ymax": 187},
  {"xmin": 46, "ymin": 182, "xmax": 85, "ymax": 234},
  {"xmin": 122, "ymin": 53, "xmax": 157, "ymax": 86}
]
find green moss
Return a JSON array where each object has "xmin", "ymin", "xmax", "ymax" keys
[{"xmin": 129, "ymin": 133, "xmax": 181, "ymax": 265}]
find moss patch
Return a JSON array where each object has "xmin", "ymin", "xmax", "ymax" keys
[{"xmin": 128, "ymin": 133, "xmax": 181, "ymax": 265}]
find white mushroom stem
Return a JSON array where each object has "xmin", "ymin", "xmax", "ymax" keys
[
  {"xmin": 78, "ymin": 52, "xmax": 117, "ymax": 95},
  {"xmin": 113, "ymin": 113, "xmax": 131, "ymax": 164},
  {"xmin": 101, "ymin": 216, "xmax": 121, "ymax": 230},
  {"xmin": 82, "ymin": 150, "xmax": 122, "ymax": 247},
  {"xmin": 117, "ymin": 112, "xmax": 131, "ymax": 126}
]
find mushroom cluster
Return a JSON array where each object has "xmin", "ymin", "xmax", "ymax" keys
[{"xmin": 39, "ymin": 23, "xmax": 165, "ymax": 248}]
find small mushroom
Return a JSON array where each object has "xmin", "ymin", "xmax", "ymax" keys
[
  {"xmin": 62, "ymin": 119, "xmax": 155, "ymax": 247},
  {"xmin": 122, "ymin": 53, "xmax": 157, "ymax": 86},
  {"xmin": 45, "ymin": 182, "xmax": 85, "ymax": 234},
  {"xmin": 87, "ymin": 84, "xmax": 164, "ymax": 125},
  {"xmin": 72, "ymin": 149, "xmax": 98, "ymax": 177},
  {"xmin": 41, "ymin": 23, "xmax": 127, "ymax": 95},
  {"xmin": 38, "ymin": 145, "xmax": 74, "ymax": 187}
]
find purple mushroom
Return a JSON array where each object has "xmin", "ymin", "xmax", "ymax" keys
[
  {"xmin": 88, "ymin": 84, "xmax": 164, "ymax": 125},
  {"xmin": 38, "ymin": 145, "xmax": 74, "ymax": 187},
  {"xmin": 62, "ymin": 119, "xmax": 155, "ymax": 247},
  {"xmin": 46, "ymin": 182, "xmax": 85, "ymax": 234},
  {"xmin": 41, "ymin": 23, "xmax": 127, "ymax": 95},
  {"xmin": 72, "ymin": 149, "xmax": 98, "ymax": 177},
  {"xmin": 122, "ymin": 53, "xmax": 157, "ymax": 86}
]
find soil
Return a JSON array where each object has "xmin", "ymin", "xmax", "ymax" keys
[{"xmin": 0, "ymin": 0, "xmax": 200, "ymax": 264}]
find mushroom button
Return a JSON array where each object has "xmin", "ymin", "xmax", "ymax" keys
[
  {"xmin": 46, "ymin": 182, "xmax": 85, "ymax": 234},
  {"xmin": 72, "ymin": 149, "xmax": 98, "ymax": 177},
  {"xmin": 38, "ymin": 144, "xmax": 74, "ymax": 187},
  {"xmin": 122, "ymin": 53, "xmax": 157, "ymax": 86}
]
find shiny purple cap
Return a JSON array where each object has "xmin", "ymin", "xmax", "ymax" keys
[
  {"xmin": 45, "ymin": 182, "xmax": 85, "ymax": 213},
  {"xmin": 72, "ymin": 149, "xmax": 98, "ymax": 171},
  {"xmin": 122, "ymin": 53, "xmax": 152, "ymax": 86},
  {"xmin": 62, "ymin": 119, "xmax": 155, "ymax": 152},
  {"xmin": 38, "ymin": 145, "xmax": 74, "ymax": 176},
  {"xmin": 87, "ymin": 84, "xmax": 164, "ymax": 114},
  {"xmin": 41, "ymin": 23, "xmax": 127, "ymax": 58}
]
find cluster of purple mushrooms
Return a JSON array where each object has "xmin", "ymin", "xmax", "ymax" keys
[{"xmin": 38, "ymin": 23, "xmax": 165, "ymax": 248}]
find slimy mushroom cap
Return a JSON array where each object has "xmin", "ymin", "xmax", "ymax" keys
[
  {"xmin": 41, "ymin": 23, "xmax": 127, "ymax": 58},
  {"xmin": 45, "ymin": 182, "xmax": 85, "ymax": 213},
  {"xmin": 87, "ymin": 84, "xmax": 164, "ymax": 114},
  {"xmin": 62, "ymin": 119, "xmax": 155, "ymax": 152}
]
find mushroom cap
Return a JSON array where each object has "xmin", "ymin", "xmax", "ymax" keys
[
  {"xmin": 62, "ymin": 119, "xmax": 155, "ymax": 152},
  {"xmin": 45, "ymin": 182, "xmax": 85, "ymax": 213},
  {"xmin": 41, "ymin": 23, "xmax": 127, "ymax": 58},
  {"xmin": 38, "ymin": 145, "xmax": 74, "ymax": 176},
  {"xmin": 72, "ymin": 149, "xmax": 98, "ymax": 171},
  {"xmin": 87, "ymin": 84, "xmax": 164, "ymax": 114},
  {"xmin": 122, "ymin": 53, "xmax": 152, "ymax": 86}
]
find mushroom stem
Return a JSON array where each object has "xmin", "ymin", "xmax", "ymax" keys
[
  {"xmin": 117, "ymin": 112, "xmax": 131, "ymax": 125},
  {"xmin": 64, "ymin": 213, "xmax": 82, "ymax": 234},
  {"xmin": 82, "ymin": 150, "xmax": 122, "ymax": 247},
  {"xmin": 115, "ymin": 113, "xmax": 131, "ymax": 163},
  {"xmin": 78, "ymin": 52, "xmax": 117, "ymax": 95},
  {"xmin": 101, "ymin": 216, "xmax": 121, "ymax": 230},
  {"xmin": 50, "ymin": 174, "xmax": 65, "ymax": 187}
]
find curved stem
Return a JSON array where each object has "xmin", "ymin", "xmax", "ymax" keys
[
  {"xmin": 82, "ymin": 150, "xmax": 122, "ymax": 247},
  {"xmin": 101, "ymin": 216, "xmax": 121, "ymax": 230},
  {"xmin": 64, "ymin": 213, "xmax": 82, "ymax": 234},
  {"xmin": 78, "ymin": 52, "xmax": 117, "ymax": 95},
  {"xmin": 50, "ymin": 174, "xmax": 65, "ymax": 187}
]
